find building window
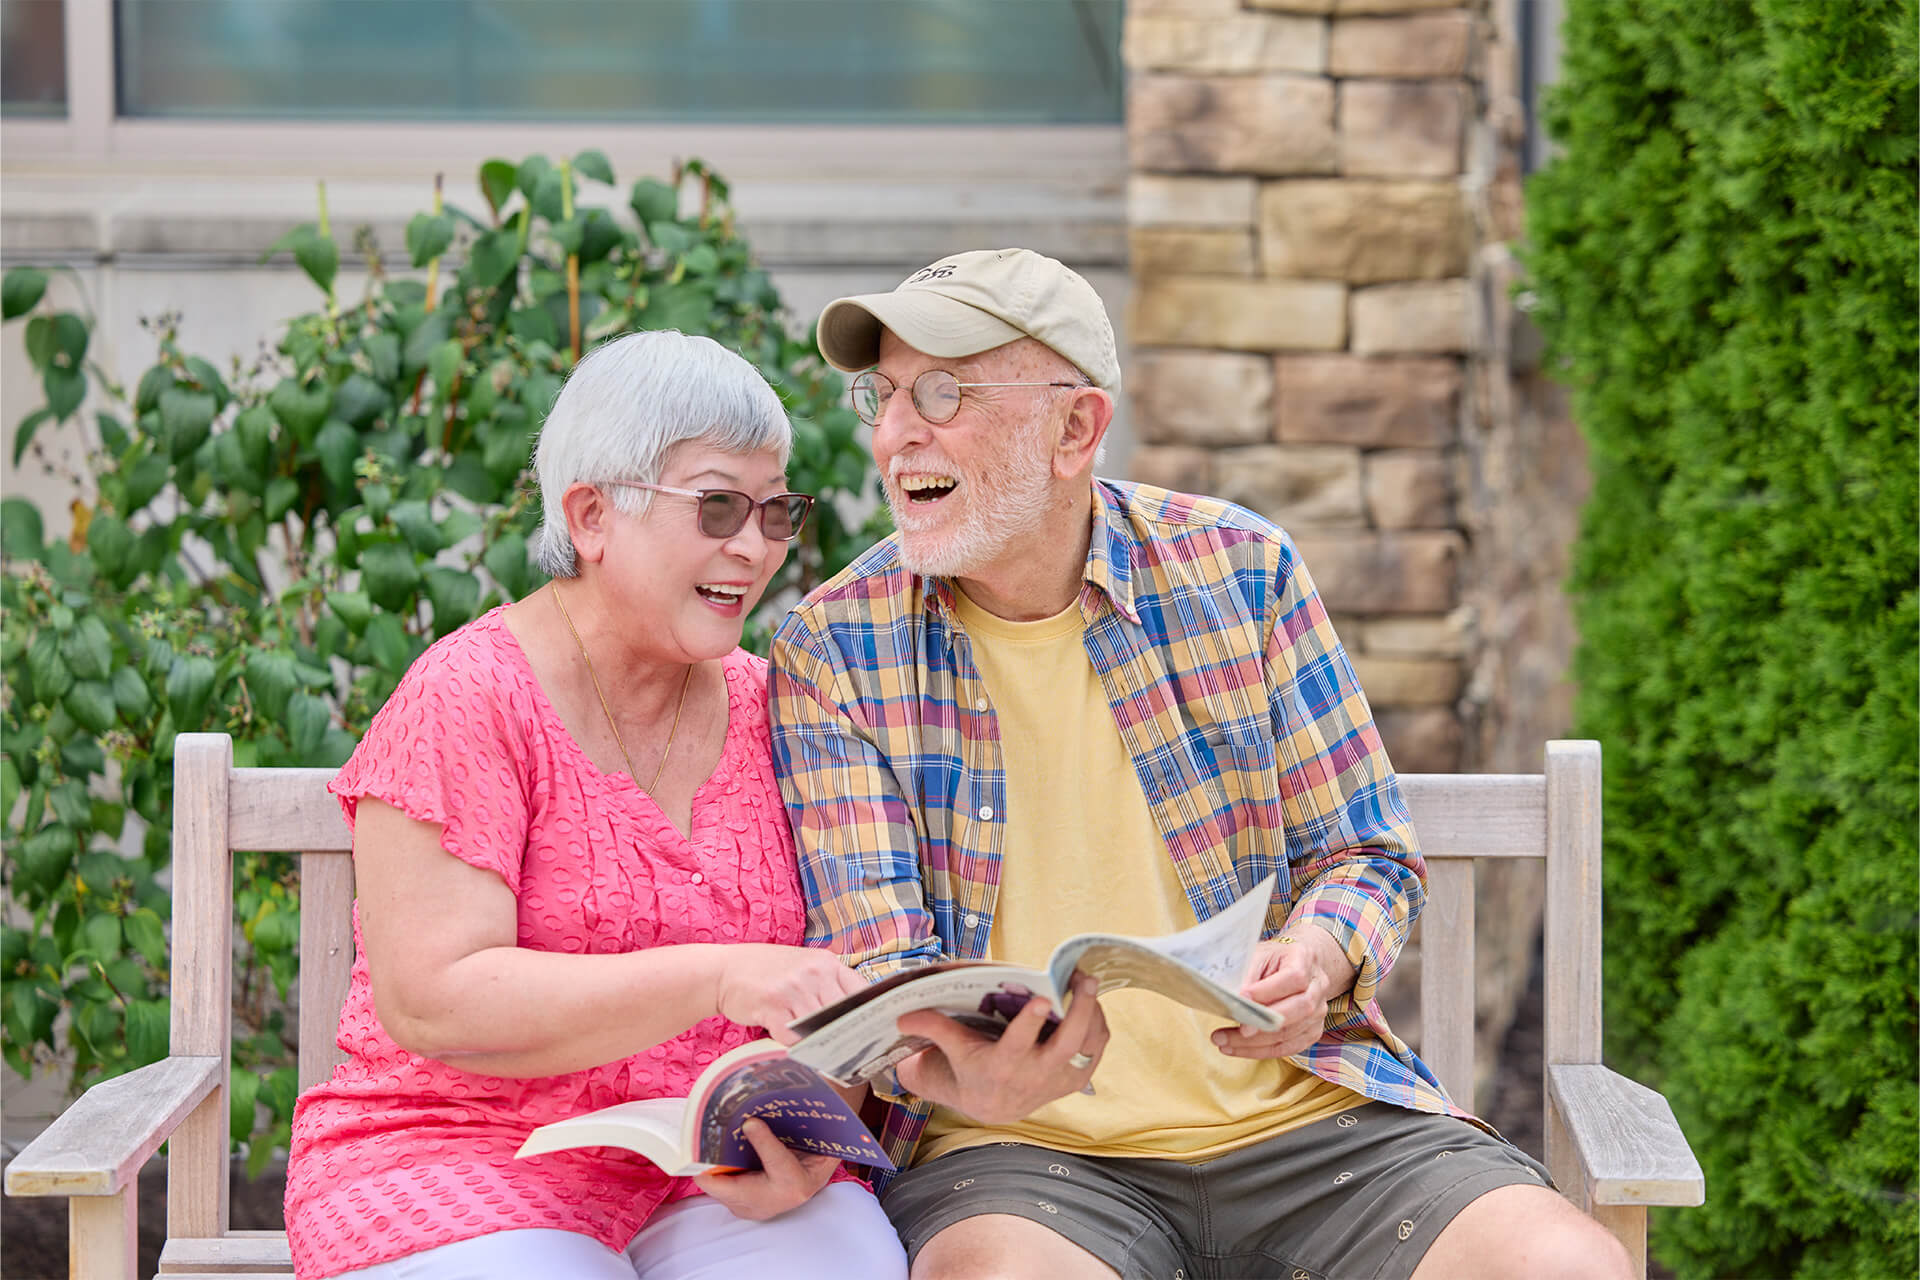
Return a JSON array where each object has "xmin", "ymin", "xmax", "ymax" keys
[
  {"xmin": 1, "ymin": 0, "xmax": 67, "ymax": 117},
  {"xmin": 114, "ymin": 0, "xmax": 1123, "ymax": 124}
]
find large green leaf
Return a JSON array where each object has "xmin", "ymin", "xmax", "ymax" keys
[
  {"xmin": 63, "ymin": 615, "xmax": 114, "ymax": 681},
  {"xmin": 43, "ymin": 366, "xmax": 85, "ymax": 420},
  {"xmin": 63, "ymin": 681, "xmax": 117, "ymax": 735},
  {"xmin": 388, "ymin": 500, "xmax": 444, "ymax": 555},
  {"xmin": 48, "ymin": 312, "xmax": 88, "ymax": 367},
  {"xmin": 180, "ymin": 356, "xmax": 231, "ymax": 409},
  {"xmin": 630, "ymin": 177, "xmax": 677, "ymax": 226},
  {"xmin": 333, "ymin": 373, "xmax": 392, "ymax": 430},
  {"xmin": 325, "ymin": 590, "xmax": 373, "ymax": 635},
  {"xmin": 124, "ymin": 998, "xmax": 169, "ymax": 1064},
  {"xmin": 314, "ymin": 419, "xmax": 361, "ymax": 489},
  {"xmin": 228, "ymin": 1068, "xmax": 261, "ymax": 1142},
  {"xmin": 86, "ymin": 512, "xmax": 134, "ymax": 584},
  {"xmin": 513, "ymin": 153, "xmax": 553, "ymax": 198},
  {"xmin": 120, "ymin": 452, "xmax": 169, "ymax": 515},
  {"xmin": 15, "ymin": 829, "xmax": 76, "ymax": 899},
  {"xmin": 359, "ymin": 542, "xmax": 422, "ymax": 612},
  {"xmin": 110, "ymin": 667, "xmax": 151, "ymax": 718},
  {"xmin": 10, "ymin": 406, "xmax": 53, "ymax": 466},
  {"xmin": 268, "ymin": 377, "xmax": 331, "ymax": 441},
  {"xmin": 26, "ymin": 631, "xmax": 73, "ymax": 701},
  {"xmin": 164, "ymin": 654, "xmax": 217, "ymax": 730},
  {"xmin": 79, "ymin": 913, "xmax": 121, "ymax": 961},
  {"xmin": 285, "ymin": 692, "xmax": 331, "ymax": 760},
  {"xmin": 158, "ymin": 388, "xmax": 217, "ymax": 459},
  {"xmin": 465, "ymin": 229, "xmax": 520, "ymax": 291},
  {"xmin": 263, "ymin": 475, "xmax": 302, "ymax": 523},
  {"xmin": 1, "ymin": 267, "xmax": 47, "ymax": 320},
  {"xmin": 424, "ymin": 566, "xmax": 482, "ymax": 636},
  {"xmin": 364, "ymin": 612, "xmax": 412, "ymax": 674},
  {"xmin": 482, "ymin": 531, "xmax": 534, "ymax": 599},
  {"xmin": 124, "ymin": 912, "xmax": 167, "ymax": 969},
  {"xmin": 1, "ymin": 497, "xmax": 43, "ymax": 558},
  {"xmin": 296, "ymin": 230, "xmax": 338, "ymax": 296},
  {"xmin": 479, "ymin": 158, "xmax": 518, "ymax": 218},
  {"xmin": 572, "ymin": 149, "xmax": 614, "ymax": 185},
  {"xmin": 243, "ymin": 650, "xmax": 300, "ymax": 721},
  {"xmin": 405, "ymin": 211, "xmax": 455, "ymax": 267}
]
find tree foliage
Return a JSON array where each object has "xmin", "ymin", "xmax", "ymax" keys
[
  {"xmin": 0, "ymin": 154, "xmax": 885, "ymax": 1173},
  {"xmin": 1524, "ymin": 3, "xmax": 1918, "ymax": 1275}
]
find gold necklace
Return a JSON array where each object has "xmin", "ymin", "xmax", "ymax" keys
[{"xmin": 550, "ymin": 583, "xmax": 692, "ymax": 793}]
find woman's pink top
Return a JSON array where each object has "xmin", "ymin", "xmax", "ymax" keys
[{"xmin": 284, "ymin": 608, "xmax": 851, "ymax": 1278}]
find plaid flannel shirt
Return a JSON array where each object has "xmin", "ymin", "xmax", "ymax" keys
[{"xmin": 769, "ymin": 480, "xmax": 1469, "ymax": 1176}]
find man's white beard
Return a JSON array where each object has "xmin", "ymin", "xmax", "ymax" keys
[{"xmin": 888, "ymin": 419, "xmax": 1055, "ymax": 580}]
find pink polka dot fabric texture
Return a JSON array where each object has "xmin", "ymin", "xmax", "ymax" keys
[{"xmin": 283, "ymin": 609, "xmax": 855, "ymax": 1279}]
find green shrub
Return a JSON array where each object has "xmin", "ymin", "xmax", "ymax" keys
[
  {"xmin": 1524, "ymin": 2, "xmax": 1917, "ymax": 1275},
  {"xmin": 0, "ymin": 154, "xmax": 885, "ymax": 1173}
]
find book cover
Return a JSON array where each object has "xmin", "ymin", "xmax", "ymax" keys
[{"xmin": 515, "ymin": 1039, "xmax": 894, "ymax": 1176}]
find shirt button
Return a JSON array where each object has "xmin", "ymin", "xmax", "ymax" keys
[
  {"xmin": 689, "ymin": 872, "xmax": 704, "ymax": 885},
  {"xmin": 974, "ymin": 697, "xmax": 988, "ymax": 711},
  {"xmin": 978, "ymin": 805, "xmax": 993, "ymax": 820},
  {"xmin": 964, "ymin": 914, "xmax": 980, "ymax": 928}
]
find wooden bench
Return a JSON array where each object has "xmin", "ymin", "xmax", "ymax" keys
[{"xmin": 4, "ymin": 734, "xmax": 1703, "ymax": 1278}]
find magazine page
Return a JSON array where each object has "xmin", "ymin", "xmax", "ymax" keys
[
  {"xmin": 1053, "ymin": 942, "xmax": 1280, "ymax": 1029},
  {"xmin": 691, "ymin": 1047, "xmax": 895, "ymax": 1171},
  {"xmin": 786, "ymin": 961, "xmax": 1063, "ymax": 1085},
  {"xmin": 1046, "ymin": 873, "xmax": 1280, "ymax": 1029}
]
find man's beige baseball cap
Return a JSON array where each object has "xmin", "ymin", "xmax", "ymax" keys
[{"xmin": 817, "ymin": 248, "xmax": 1121, "ymax": 391}]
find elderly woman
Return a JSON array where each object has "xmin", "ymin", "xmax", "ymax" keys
[{"xmin": 284, "ymin": 331, "xmax": 908, "ymax": 1280}]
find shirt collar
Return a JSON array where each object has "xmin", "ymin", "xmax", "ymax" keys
[
  {"xmin": 1083, "ymin": 480, "xmax": 1141, "ymax": 624},
  {"xmin": 918, "ymin": 480, "xmax": 1140, "ymax": 627}
]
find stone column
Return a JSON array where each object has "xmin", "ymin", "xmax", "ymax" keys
[{"xmin": 1124, "ymin": 0, "xmax": 1573, "ymax": 1108}]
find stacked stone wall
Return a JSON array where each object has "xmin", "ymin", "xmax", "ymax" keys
[{"xmin": 1122, "ymin": 0, "xmax": 1581, "ymax": 1103}]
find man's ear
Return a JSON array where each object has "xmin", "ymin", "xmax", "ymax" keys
[
  {"xmin": 1054, "ymin": 387, "xmax": 1114, "ymax": 480},
  {"xmin": 559, "ymin": 482, "xmax": 616, "ymax": 567}
]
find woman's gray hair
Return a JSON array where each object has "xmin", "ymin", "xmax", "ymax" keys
[{"xmin": 530, "ymin": 330, "xmax": 792, "ymax": 578}]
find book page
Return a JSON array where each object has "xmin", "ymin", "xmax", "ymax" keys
[
  {"xmin": 514, "ymin": 1097, "xmax": 701, "ymax": 1175},
  {"xmin": 1047, "ymin": 873, "xmax": 1281, "ymax": 1030},
  {"xmin": 786, "ymin": 961, "xmax": 1062, "ymax": 1085}
]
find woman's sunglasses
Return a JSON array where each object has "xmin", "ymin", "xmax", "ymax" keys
[{"xmin": 605, "ymin": 481, "xmax": 815, "ymax": 541}]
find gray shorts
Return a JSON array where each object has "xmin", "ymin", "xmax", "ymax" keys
[{"xmin": 879, "ymin": 1105, "xmax": 1553, "ymax": 1280}]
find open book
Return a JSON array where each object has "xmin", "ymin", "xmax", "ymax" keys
[
  {"xmin": 514, "ymin": 1038, "xmax": 894, "ymax": 1176},
  {"xmin": 786, "ymin": 874, "xmax": 1283, "ymax": 1086}
]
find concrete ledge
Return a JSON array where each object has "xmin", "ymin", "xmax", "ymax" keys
[{"xmin": 0, "ymin": 174, "xmax": 1126, "ymax": 269}]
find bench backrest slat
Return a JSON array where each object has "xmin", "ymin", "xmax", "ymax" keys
[{"xmin": 296, "ymin": 851, "xmax": 357, "ymax": 1090}]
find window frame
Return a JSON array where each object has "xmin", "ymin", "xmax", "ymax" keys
[{"xmin": 5, "ymin": 0, "xmax": 1124, "ymax": 184}]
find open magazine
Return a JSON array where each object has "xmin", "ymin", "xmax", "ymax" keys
[
  {"xmin": 514, "ymin": 1038, "xmax": 894, "ymax": 1176},
  {"xmin": 786, "ymin": 873, "xmax": 1283, "ymax": 1086}
]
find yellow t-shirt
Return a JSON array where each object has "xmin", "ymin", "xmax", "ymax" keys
[{"xmin": 916, "ymin": 588, "xmax": 1364, "ymax": 1165}]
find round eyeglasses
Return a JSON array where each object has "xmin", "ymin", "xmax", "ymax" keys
[
  {"xmin": 850, "ymin": 369, "xmax": 1081, "ymax": 426},
  {"xmin": 605, "ymin": 481, "xmax": 815, "ymax": 541}
]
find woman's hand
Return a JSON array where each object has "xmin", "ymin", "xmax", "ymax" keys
[
  {"xmin": 713, "ymin": 945, "xmax": 866, "ymax": 1044},
  {"xmin": 691, "ymin": 1119, "xmax": 842, "ymax": 1220}
]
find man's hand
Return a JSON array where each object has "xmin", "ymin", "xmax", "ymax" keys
[
  {"xmin": 1215, "ymin": 925, "xmax": 1358, "ymax": 1061},
  {"xmin": 692, "ymin": 1118, "xmax": 842, "ymax": 1220},
  {"xmin": 893, "ymin": 973, "xmax": 1109, "ymax": 1123}
]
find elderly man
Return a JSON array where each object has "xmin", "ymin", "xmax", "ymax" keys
[{"xmin": 768, "ymin": 249, "xmax": 1629, "ymax": 1280}]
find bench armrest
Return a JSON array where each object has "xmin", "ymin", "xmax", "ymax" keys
[
  {"xmin": 3, "ymin": 1055, "xmax": 222, "ymax": 1198},
  {"xmin": 1547, "ymin": 1062, "xmax": 1705, "ymax": 1206}
]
